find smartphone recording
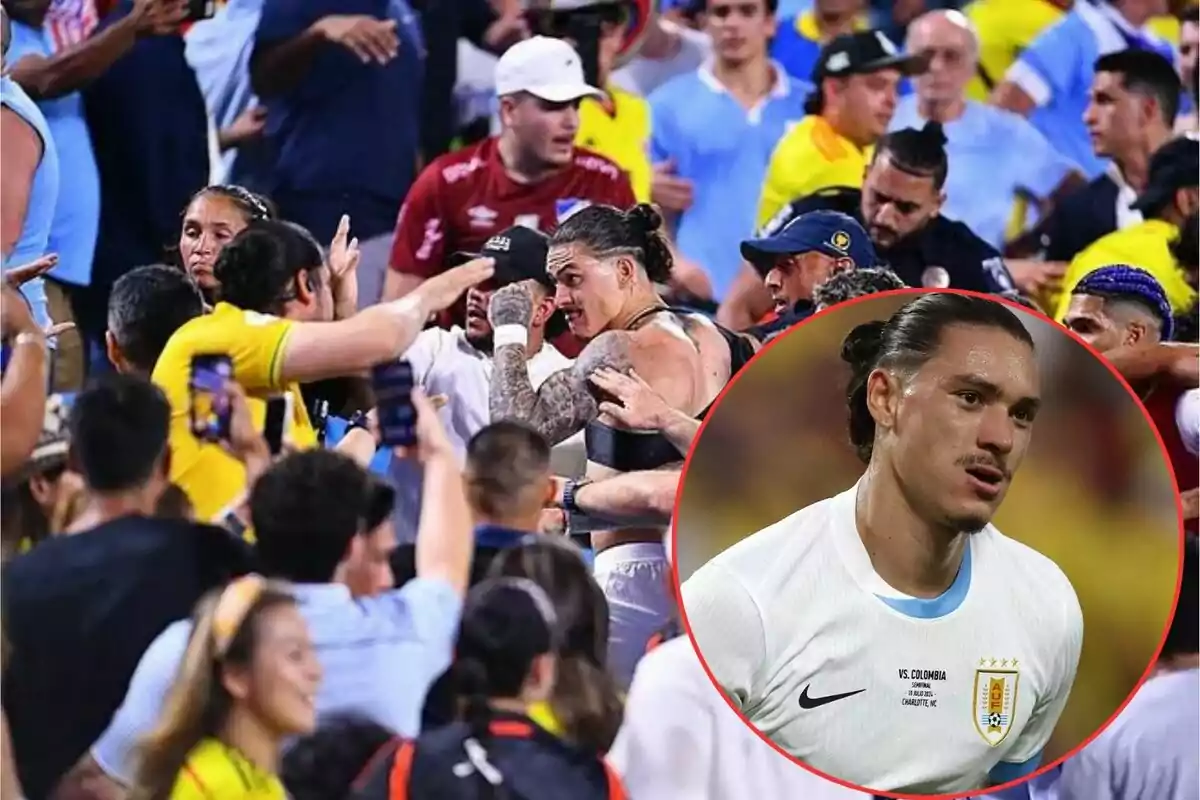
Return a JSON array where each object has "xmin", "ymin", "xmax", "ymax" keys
[
  {"xmin": 371, "ymin": 360, "xmax": 417, "ymax": 448},
  {"xmin": 263, "ymin": 393, "xmax": 293, "ymax": 456},
  {"xmin": 189, "ymin": 354, "xmax": 233, "ymax": 443}
]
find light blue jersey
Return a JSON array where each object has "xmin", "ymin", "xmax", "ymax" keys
[
  {"xmin": 649, "ymin": 63, "xmax": 809, "ymax": 299},
  {"xmin": 0, "ymin": 75, "xmax": 58, "ymax": 331},
  {"xmin": 8, "ymin": 21, "xmax": 100, "ymax": 289},
  {"xmin": 1005, "ymin": 0, "xmax": 1174, "ymax": 180}
]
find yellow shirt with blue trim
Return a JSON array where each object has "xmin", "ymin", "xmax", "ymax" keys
[
  {"xmin": 170, "ymin": 738, "xmax": 288, "ymax": 800},
  {"xmin": 578, "ymin": 86, "xmax": 652, "ymax": 203},
  {"xmin": 152, "ymin": 301, "xmax": 317, "ymax": 522},
  {"xmin": 757, "ymin": 115, "xmax": 870, "ymax": 229},
  {"xmin": 1054, "ymin": 219, "xmax": 1197, "ymax": 321},
  {"xmin": 964, "ymin": 0, "xmax": 1181, "ymax": 102}
]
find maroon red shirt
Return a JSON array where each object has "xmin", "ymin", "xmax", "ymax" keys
[{"xmin": 389, "ymin": 138, "xmax": 637, "ymax": 356}]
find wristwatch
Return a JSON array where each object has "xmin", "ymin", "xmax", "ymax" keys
[
  {"xmin": 561, "ymin": 478, "xmax": 592, "ymax": 515},
  {"xmin": 346, "ymin": 410, "xmax": 372, "ymax": 435}
]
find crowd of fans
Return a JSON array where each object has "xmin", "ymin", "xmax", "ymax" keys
[{"xmin": 0, "ymin": 0, "xmax": 1198, "ymax": 797}]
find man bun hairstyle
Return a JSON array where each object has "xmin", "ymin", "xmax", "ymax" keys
[
  {"xmin": 624, "ymin": 203, "xmax": 674, "ymax": 283},
  {"xmin": 841, "ymin": 293, "xmax": 1034, "ymax": 464},
  {"xmin": 875, "ymin": 121, "xmax": 950, "ymax": 189}
]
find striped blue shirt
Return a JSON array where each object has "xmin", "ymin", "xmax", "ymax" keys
[{"xmin": 90, "ymin": 579, "xmax": 461, "ymax": 784}]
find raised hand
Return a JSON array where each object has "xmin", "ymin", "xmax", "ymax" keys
[
  {"xmin": 413, "ymin": 258, "xmax": 495, "ymax": 315},
  {"xmin": 487, "ymin": 280, "xmax": 537, "ymax": 329},
  {"xmin": 328, "ymin": 214, "xmax": 361, "ymax": 282}
]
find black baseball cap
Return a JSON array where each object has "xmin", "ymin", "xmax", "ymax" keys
[
  {"xmin": 811, "ymin": 31, "xmax": 928, "ymax": 82},
  {"xmin": 449, "ymin": 225, "xmax": 569, "ymax": 337},
  {"xmin": 806, "ymin": 31, "xmax": 928, "ymax": 114},
  {"xmin": 448, "ymin": 225, "xmax": 554, "ymax": 290},
  {"xmin": 1131, "ymin": 135, "xmax": 1199, "ymax": 214}
]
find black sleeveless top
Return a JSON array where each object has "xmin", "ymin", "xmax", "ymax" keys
[{"xmin": 585, "ymin": 307, "xmax": 756, "ymax": 472}]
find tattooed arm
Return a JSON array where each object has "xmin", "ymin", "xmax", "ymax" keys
[{"xmin": 488, "ymin": 283, "xmax": 635, "ymax": 444}]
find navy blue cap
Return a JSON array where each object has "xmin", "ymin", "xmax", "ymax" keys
[{"xmin": 741, "ymin": 210, "xmax": 877, "ymax": 274}]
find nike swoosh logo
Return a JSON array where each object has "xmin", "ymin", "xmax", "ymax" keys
[{"xmin": 798, "ymin": 685, "xmax": 866, "ymax": 709}]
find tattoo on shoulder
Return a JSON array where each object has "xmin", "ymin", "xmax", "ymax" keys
[{"xmin": 573, "ymin": 331, "xmax": 636, "ymax": 380}]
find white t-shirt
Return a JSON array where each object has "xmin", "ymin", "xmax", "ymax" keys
[
  {"xmin": 682, "ymin": 481, "xmax": 1083, "ymax": 794},
  {"xmin": 610, "ymin": 636, "xmax": 869, "ymax": 800},
  {"xmin": 1055, "ymin": 668, "xmax": 1200, "ymax": 800},
  {"xmin": 389, "ymin": 326, "xmax": 585, "ymax": 542},
  {"xmin": 1175, "ymin": 388, "xmax": 1200, "ymax": 457},
  {"xmin": 610, "ymin": 22, "xmax": 712, "ymax": 98}
]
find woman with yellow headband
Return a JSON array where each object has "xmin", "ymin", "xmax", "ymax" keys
[{"xmin": 130, "ymin": 575, "xmax": 322, "ymax": 800}]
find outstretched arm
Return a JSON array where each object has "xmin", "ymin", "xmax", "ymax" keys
[
  {"xmin": 1104, "ymin": 342, "xmax": 1200, "ymax": 388},
  {"xmin": 488, "ymin": 283, "xmax": 634, "ymax": 444}
]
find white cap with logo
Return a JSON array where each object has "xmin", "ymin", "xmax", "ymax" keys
[{"xmin": 494, "ymin": 35, "xmax": 604, "ymax": 103}]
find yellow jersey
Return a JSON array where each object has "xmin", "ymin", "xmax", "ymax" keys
[
  {"xmin": 152, "ymin": 302, "xmax": 316, "ymax": 522},
  {"xmin": 756, "ymin": 115, "xmax": 870, "ymax": 229},
  {"xmin": 170, "ymin": 738, "xmax": 287, "ymax": 800},
  {"xmin": 964, "ymin": 0, "xmax": 1181, "ymax": 102},
  {"xmin": 578, "ymin": 86, "xmax": 653, "ymax": 203},
  {"xmin": 1054, "ymin": 219, "xmax": 1197, "ymax": 321}
]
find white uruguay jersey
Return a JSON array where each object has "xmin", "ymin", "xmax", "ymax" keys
[
  {"xmin": 682, "ymin": 481, "xmax": 1083, "ymax": 794},
  {"xmin": 610, "ymin": 637, "xmax": 868, "ymax": 800}
]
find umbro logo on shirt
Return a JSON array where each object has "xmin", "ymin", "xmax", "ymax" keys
[{"xmin": 798, "ymin": 685, "xmax": 866, "ymax": 709}]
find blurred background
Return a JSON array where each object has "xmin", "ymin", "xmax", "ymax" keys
[{"xmin": 675, "ymin": 290, "xmax": 1183, "ymax": 763}]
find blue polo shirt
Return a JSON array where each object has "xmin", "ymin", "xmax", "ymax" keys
[
  {"xmin": 649, "ymin": 64, "xmax": 809, "ymax": 299},
  {"xmin": 254, "ymin": 0, "xmax": 424, "ymax": 242},
  {"xmin": 83, "ymin": 2, "xmax": 210, "ymax": 293},
  {"xmin": 890, "ymin": 97, "xmax": 1077, "ymax": 249},
  {"xmin": 1005, "ymin": 0, "xmax": 1174, "ymax": 180},
  {"xmin": 8, "ymin": 21, "xmax": 100, "ymax": 289}
]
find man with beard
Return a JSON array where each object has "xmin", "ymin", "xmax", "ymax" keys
[
  {"xmin": 683, "ymin": 292, "xmax": 1082, "ymax": 794},
  {"xmin": 718, "ymin": 122, "xmax": 1020, "ymax": 329},
  {"xmin": 384, "ymin": 225, "xmax": 582, "ymax": 543}
]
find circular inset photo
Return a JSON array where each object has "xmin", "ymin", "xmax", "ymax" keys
[{"xmin": 674, "ymin": 289, "xmax": 1184, "ymax": 798}]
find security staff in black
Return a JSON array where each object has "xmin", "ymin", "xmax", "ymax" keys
[
  {"xmin": 768, "ymin": 123, "xmax": 1021, "ymax": 297},
  {"xmin": 352, "ymin": 578, "xmax": 627, "ymax": 800}
]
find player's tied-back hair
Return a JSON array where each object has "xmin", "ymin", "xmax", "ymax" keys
[{"xmin": 840, "ymin": 293, "xmax": 1034, "ymax": 463}]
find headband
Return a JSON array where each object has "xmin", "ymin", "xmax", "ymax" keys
[{"xmin": 211, "ymin": 574, "xmax": 268, "ymax": 657}]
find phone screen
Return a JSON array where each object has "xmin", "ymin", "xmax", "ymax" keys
[
  {"xmin": 189, "ymin": 354, "xmax": 234, "ymax": 443},
  {"xmin": 372, "ymin": 360, "xmax": 417, "ymax": 448},
  {"xmin": 187, "ymin": 0, "xmax": 217, "ymax": 21},
  {"xmin": 263, "ymin": 394, "xmax": 291, "ymax": 456}
]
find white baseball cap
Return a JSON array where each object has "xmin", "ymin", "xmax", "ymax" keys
[{"xmin": 494, "ymin": 36, "xmax": 603, "ymax": 103}]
